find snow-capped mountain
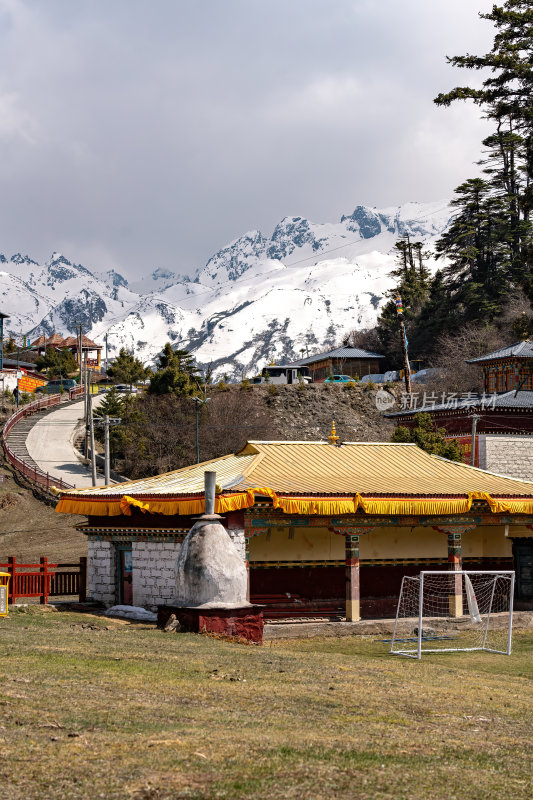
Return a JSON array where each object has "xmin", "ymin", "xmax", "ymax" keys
[{"xmin": 0, "ymin": 200, "xmax": 452, "ymax": 378}]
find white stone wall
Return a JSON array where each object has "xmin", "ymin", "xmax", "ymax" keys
[
  {"xmin": 132, "ymin": 541, "xmax": 182, "ymax": 609},
  {"xmin": 478, "ymin": 434, "xmax": 533, "ymax": 482},
  {"xmin": 87, "ymin": 540, "xmax": 116, "ymax": 605},
  {"xmin": 227, "ymin": 527, "xmax": 246, "ymax": 561}
]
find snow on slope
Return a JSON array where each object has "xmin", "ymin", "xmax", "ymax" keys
[{"xmin": 0, "ymin": 200, "xmax": 452, "ymax": 378}]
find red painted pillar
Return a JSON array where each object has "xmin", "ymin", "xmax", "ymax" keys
[
  {"xmin": 40, "ymin": 556, "xmax": 49, "ymax": 605},
  {"xmin": 447, "ymin": 533, "xmax": 463, "ymax": 617},
  {"xmin": 244, "ymin": 537, "xmax": 250, "ymax": 602},
  {"xmin": 345, "ymin": 534, "xmax": 360, "ymax": 621}
]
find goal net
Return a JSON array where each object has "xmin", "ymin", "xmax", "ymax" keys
[{"xmin": 390, "ymin": 571, "xmax": 514, "ymax": 659}]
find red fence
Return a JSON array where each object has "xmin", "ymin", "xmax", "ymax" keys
[
  {"xmin": 1, "ymin": 393, "xmax": 76, "ymax": 491},
  {"xmin": 0, "ymin": 556, "xmax": 87, "ymax": 604}
]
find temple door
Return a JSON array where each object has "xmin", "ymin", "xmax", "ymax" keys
[{"xmin": 118, "ymin": 546, "xmax": 133, "ymax": 605}]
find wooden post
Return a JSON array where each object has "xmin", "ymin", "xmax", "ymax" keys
[
  {"xmin": 447, "ymin": 533, "xmax": 463, "ymax": 617},
  {"xmin": 79, "ymin": 556, "xmax": 87, "ymax": 602},
  {"xmin": 7, "ymin": 556, "xmax": 15, "ymax": 605},
  {"xmin": 345, "ymin": 534, "xmax": 360, "ymax": 622},
  {"xmin": 40, "ymin": 556, "xmax": 49, "ymax": 605}
]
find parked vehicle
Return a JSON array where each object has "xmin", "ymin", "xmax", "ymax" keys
[
  {"xmin": 252, "ymin": 366, "xmax": 311, "ymax": 385},
  {"xmin": 323, "ymin": 374, "xmax": 357, "ymax": 384},
  {"xmin": 114, "ymin": 384, "xmax": 138, "ymax": 393},
  {"xmin": 35, "ymin": 379, "xmax": 77, "ymax": 394},
  {"xmin": 411, "ymin": 368, "xmax": 442, "ymax": 384}
]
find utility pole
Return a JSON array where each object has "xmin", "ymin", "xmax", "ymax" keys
[
  {"xmin": 192, "ymin": 396, "xmax": 210, "ymax": 464},
  {"xmin": 78, "ymin": 324, "xmax": 83, "ymax": 389},
  {"xmin": 84, "ymin": 362, "xmax": 90, "ymax": 458},
  {"xmin": 396, "ymin": 293, "xmax": 412, "ymax": 396},
  {"xmin": 94, "ymin": 415, "xmax": 121, "ymax": 485},
  {"xmin": 104, "ymin": 415, "xmax": 110, "ymax": 485},
  {"xmin": 88, "ymin": 390, "xmax": 97, "ymax": 486},
  {"xmin": 470, "ymin": 414, "xmax": 481, "ymax": 467},
  {"xmin": 15, "ymin": 333, "xmax": 20, "ymax": 408}
]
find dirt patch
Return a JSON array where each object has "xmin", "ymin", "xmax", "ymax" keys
[{"xmin": 0, "ymin": 491, "xmax": 19, "ymax": 510}]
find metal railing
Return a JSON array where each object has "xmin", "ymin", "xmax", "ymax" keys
[{"xmin": 1, "ymin": 392, "xmax": 77, "ymax": 491}]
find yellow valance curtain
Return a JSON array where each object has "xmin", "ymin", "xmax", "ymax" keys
[{"xmin": 55, "ymin": 487, "xmax": 533, "ymax": 517}]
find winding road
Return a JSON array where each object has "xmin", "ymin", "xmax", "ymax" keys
[{"xmin": 25, "ymin": 397, "xmax": 108, "ymax": 489}]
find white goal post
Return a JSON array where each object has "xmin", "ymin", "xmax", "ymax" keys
[{"xmin": 390, "ymin": 571, "xmax": 515, "ymax": 659}]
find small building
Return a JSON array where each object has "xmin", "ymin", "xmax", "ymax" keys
[
  {"xmin": 467, "ymin": 340, "xmax": 533, "ymax": 392},
  {"xmin": 55, "ymin": 434, "xmax": 533, "ymax": 617},
  {"xmin": 31, "ymin": 333, "xmax": 103, "ymax": 372},
  {"xmin": 290, "ymin": 346, "xmax": 385, "ymax": 382}
]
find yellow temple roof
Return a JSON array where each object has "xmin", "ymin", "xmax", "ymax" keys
[{"xmin": 55, "ymin": 440, "xmax": 533, "ymax": 518}]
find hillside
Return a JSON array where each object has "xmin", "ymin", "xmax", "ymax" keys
[
  {"xmin": 258, "ymin": 383, "xmax": 396, "ymax": 442},
  {"xmin": 0, "ymin": 200, "xmax": 451, "ymax": 379},
  {"xmin": 0, "ymin": 460, "xmax": 85, "ymax": 562}
]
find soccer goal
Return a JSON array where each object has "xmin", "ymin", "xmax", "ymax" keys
[{"xmin": 390, "ymin": 571, "xmax": 515, "ymax": 659}]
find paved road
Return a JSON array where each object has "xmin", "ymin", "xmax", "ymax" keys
[{"xmin": 25, "ymin": 397, "xmax": 108, "ymax": 488}]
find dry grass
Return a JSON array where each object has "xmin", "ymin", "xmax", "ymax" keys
[{"xmin": 0, "ymin": 607, "xmax": 531, "ymax": 800}]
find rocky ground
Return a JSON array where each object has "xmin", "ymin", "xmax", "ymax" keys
[{"xmin": 257, "ymin": 381, "xmax": 399, "ymax": 442}]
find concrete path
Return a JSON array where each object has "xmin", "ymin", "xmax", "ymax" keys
[{"xmin": 25, "ymin": 397, "xmax": 108, "ymax": 488}]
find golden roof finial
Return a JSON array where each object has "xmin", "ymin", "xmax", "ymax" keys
[
  {"xmin": 328, "ymin": 420, "xmax": 340, "ymax": 445},
  {"xmin": 269, "ymin": 358, "xmax": 275, "ymax": 366}
]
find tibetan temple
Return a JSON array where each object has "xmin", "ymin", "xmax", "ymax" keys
[
  {"xmin": 469, "ymin": 340, "xmax": 533, "ymax": 393},
  {"xmin": 388, "ymin": 340, "xmax": 533, "ymax": 480},
  {"xmin": 56, "ymin": 434, "xmax": 533, "ymax": 618}
]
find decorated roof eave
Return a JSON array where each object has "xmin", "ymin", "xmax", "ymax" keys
[{"xmin": 53, "ymin": 440, "xmax": 533, "ymax": 518}]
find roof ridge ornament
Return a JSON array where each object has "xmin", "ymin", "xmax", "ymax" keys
[{"xmin": 327, "ymin": 420, "xmax": 340, "ymax": 446}]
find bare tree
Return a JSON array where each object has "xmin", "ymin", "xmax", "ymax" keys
[
  {"xmin": 428, "ymin": 322, "xmax": 512, "ymax": 394},
  {"xmin": 341, "ymin": 327, "xmax": 382, "ymax": 352}
]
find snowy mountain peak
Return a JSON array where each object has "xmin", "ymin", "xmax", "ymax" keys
[
  {"xmin": 48, "ymin": 252, "xmax": 72, "ymax": 266},
  {"xmin": 266, "ymin": 216, "xmax": 327, "ymax": 261},
  {"xmin": 196, "ymin": 229, "xmax": 267, "ymax": 285},
  {"xmin": 9, "ymin": 253, "xmax": 38, "ymax": 265},
  {"xmin": 1, "ymin": 198, "xmax": 452, "ymax": 379},
  {"xmin": 341, "ymin": 206, "xmax": 384, "ymax": 238}
]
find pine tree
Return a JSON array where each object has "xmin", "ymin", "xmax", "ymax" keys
[
  {"xmin": 148, "ymin": 343, "xmax": 201, "ymax": 396},
  {"xmin": 435, "ymin": 179, "xmax": 512, "ymax": 322},
  {"xmin": 377, "ymin": 236, "xmax": 431, "ymax": 361},
  {"xmin": 434, "ymin": 0, "xmax": 533, "ymax": 301},
  {"xmin": 35, "ymin": 347, "xmax": 78, "ymax": 377},
  {"xmin": 107, "ymin": 348, "xmax": 151, "ymax": 388},
  {"xmin": 391, "ymin": 413, "xmax": 463, "ymax": 461}
]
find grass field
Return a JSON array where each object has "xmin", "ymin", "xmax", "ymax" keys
[{"xmin": 1, "ymin": 607, "xmax": 531, "ymax": 800}]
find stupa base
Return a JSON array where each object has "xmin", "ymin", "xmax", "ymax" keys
[{"xmin": 157, "ymin": 604, "xmax": 264, "ymax": 643}]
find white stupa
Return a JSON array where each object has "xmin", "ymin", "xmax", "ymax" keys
[{"xmin": 174, "ymin": 471, "xmax": 250, "ymax": 609}]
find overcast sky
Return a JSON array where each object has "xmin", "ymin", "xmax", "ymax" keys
[{"xmin": 0, "ymin": 0, "xmax": 495, "ymax": 279}]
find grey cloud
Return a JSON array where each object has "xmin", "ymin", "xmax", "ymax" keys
[{"xmin": 0, "ymin": 0, "xmax": 495, "ymax": 278}]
